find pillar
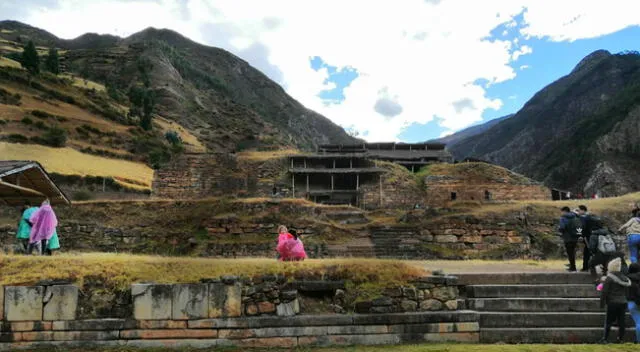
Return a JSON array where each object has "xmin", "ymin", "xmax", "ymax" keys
[
  {"xmin": 291, "ymin": 158, "xmax": 294, "ymax": 168},
  {"xmin": 350, "ymin": 158, "xmax": 353, "ymax": 168},
  {"xmin": 306, "ymin": 174, "xmax": 309, "ymax": 193},
  {"xmin": 333, "ymin": 159, "xmax": 336, "ymax": 168},
  {"xmin": 356, "ymin": 174, "xmax": 360, "ymax": 190},
  {"xmin": 331, "ymin": 174, "xmax": 334, "ymax": 191},
  {"xmin": 303, "ymin": 158, "xmax": 307, "ymax": 168},
  {"xmin": 292, "ymin": 174, "xmax": 295, "ymax": 197},
  {"xmin": 379, "ymin": 174, "xmax": 383, "ymax": 207}
]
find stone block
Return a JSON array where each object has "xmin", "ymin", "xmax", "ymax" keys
[
  {"xmin": 431, "ymin": 286, "xmax": 458, "ymax": 301},
  {"xmin": 445, "ymin": 300, "xmax": 459, "ymax": 310},
  {"xmin": 138, "ymin": 320, "xmax": 187, "ymax": 329},
  {"xmin": 245, "ymin": 303, "xmax": 258, "ymax": 316},
  {"xmin": 507, "ymin": 236, "xmax": 524, "ymax": 244},
  {"xmin": 43, "ymin": 285, "xmax": 78, "ymax": 321},
  {"xmin": 4, "ymin": 321, "xmax": 52, "ymax": 332},
  {"xmin": 257, "ymin": 301, "xmax": 276, "ymax": 314},
  {"xmin": 419, "ymin": 299, "xmax": 444, "ymax": 311},
  {"xmin": 208, "ymin": 282, "xmax": 242, "ymax": 318},
  {"xmin": 52, "ymin": 319, "xmax": 127, "ymax": 331},
  {"xmin": 125, "ymin": 339, "xmax": 221, "ymax": 349},
  {"xmin": 4, "ymin": 286, "xmax": 44, "ymax": 321},
  {"xmin": 52, "ymin": 330, "xmax": 120, "ymax": 341},
  {"xmin": 132, "ymin": 284, "xmax": 172, "ymax": 320},
  {"xmin": 229, "ymin": 337, "xmax": 297, "ymax": 348},
  {"xmin": 400, "ymin": 300, "xmax": 418, "ymax": 312},
  {"xmin": 276, "ymin": 299, "xmax": 299, "ymax": 317},
  {"xmin": 171, "ymin": 284, "xmax": 208, "ymax": 320},
  {"xmin": 461, "ymin": 236, "xmax": 482, "ymax": 243},
  {"xmin": 327, "ymin": 325, "xmax": 388, "ymax": 335},
  {"xmin": 19, "ymin": 331, "xmax": 54, "ymax": 341},
  {"xmin": 435, "ymin": 235, "xmax": 458, "ymax": 243},
  {"xmin": 423, "ymin": 332, "xmax": 479, "ymax": 343},
  {"xmin": 0, "ymin": 285, "xmax": 3, "ymax": 320},
  {"xmin": 120, "ymin": 329, "xmax": 218, "ymax": 339}
]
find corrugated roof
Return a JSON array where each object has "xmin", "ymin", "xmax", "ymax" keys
[{"xmin": 0, "ymin": 160, "xmax": 70, "ymax": 206}]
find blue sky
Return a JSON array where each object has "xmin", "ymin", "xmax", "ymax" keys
[{"xmin": 312, "ymin": 23, "xmax": 640, "ymax": 142}]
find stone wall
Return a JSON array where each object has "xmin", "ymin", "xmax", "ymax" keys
[
  {"xmin": 0, "ymin": 276, "xmax": 476, "ymax": 349},
  {"xmin": 424, "ymin": 179, "xmax": 551, "ymax": 206},
  {"xmin": 152, "ymin": 153, "xmax": 246, "ymax": 199}
]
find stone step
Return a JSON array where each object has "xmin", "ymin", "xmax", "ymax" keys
[
  {"xmin": 467, "ymin": 298, "xmax": 601, "ymax": 312},
  {"xmin": 457, "ymin": 273, "xmax": 594, "ymax": 285},
  {"xmin": 481, "ymin": 327, "xmax": 635, "ymax": 344},
  {"xmin": 467, "ymin": 284, "xmax": 597, "ymax": 298},
  {"xmin": 480, "ymin": 312, "xmax": 634, "ymax": 328}
]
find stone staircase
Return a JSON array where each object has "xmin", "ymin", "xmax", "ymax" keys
[
  {"xmin": 323, "ymin": 209, "xmax": 370, "ymax": 225},
  {"xmin": 369, "ymin": 226, "xmax": 421, "ymax": 259},
  {"xmin": 459, "ymin": 273, "xmax": 635, "ymax": 343}
]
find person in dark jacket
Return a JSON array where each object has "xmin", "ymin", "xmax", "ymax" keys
[
  {"xmin": 576, "ymin": 205, "xmax": 593, "ymax": 272},
  {"xmin": 600, "ymin": 257, "xmax": 632, "ymax": 343},
  {"xmin": 627, "ymin": 263, "xmax": 640, "ymax": 343},
  {"xmin": 559, "ymin": 207, "xmax": 580, "ymax": 272}
]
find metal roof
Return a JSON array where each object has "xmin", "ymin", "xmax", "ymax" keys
[{"xmin": 0, "ymin": 160, "xmax": 71, "ymax": 206}]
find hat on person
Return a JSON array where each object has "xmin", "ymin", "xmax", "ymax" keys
[{"xmin": 608, "ymin": 257, "xmax": 622, "ymax": 273}]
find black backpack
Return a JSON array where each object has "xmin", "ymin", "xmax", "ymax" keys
[
  {"xmin": 586, "ymin": 215, "xmax": 604, "ymax": 232},
  {"xmin": 565, "ymin": 216, "xmax": 584, "ymax": 239}
]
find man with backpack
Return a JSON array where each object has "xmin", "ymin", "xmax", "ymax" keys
[{"xmin": 559, "ymin": 206, "xmax": 583, "ymax": 272}]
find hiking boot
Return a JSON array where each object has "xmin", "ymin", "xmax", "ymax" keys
[
  {"xmin": 598, "ymin": 338, "xmax": 609, "ymax": 344},
  {"xmin": 567, "ymin": 268, "xmax": 577, "ymax": 272}
]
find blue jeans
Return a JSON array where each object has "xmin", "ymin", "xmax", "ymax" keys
[
  {"xmin": 628, "ymin": 301, "xmax": 640, "ymax": 342},
  {"xmin": 628, "ymin": 234, "xmax": 640, "ymax": 263}
]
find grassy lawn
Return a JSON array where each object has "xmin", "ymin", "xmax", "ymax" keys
[
  {"xmin": 0, "ymin": 254, "xmax": 426, "ymax": 295},
  {"xmin": 17, "ymin": 344, "xmax": 640, "ymax": 351},
  {"xmin": 0, "ymin": 142, "xmax": 153, "ymax": 189}
]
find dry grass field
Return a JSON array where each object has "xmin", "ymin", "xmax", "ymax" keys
[{"xmin": 0, "ymin": 142, "xmax": 153, "ymax": 188}]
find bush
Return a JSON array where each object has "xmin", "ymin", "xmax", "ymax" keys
[
  {"xmin": 21, "ymin": 117, "xmax": 33, "ymax": 125},
  {"xmin": 5, "ymin": 134, "xmax": 28, "ymax": 143},
  {"xmin": 0, "ymin": 87, "xmax": 21, "ymax": 105},
  {"xmin": 40, "ymin": 126, "xmax": 67, "ymax": 147},
  {"xmin": 34, "ymin": 121, "xmax": 47, "ymax": 130},
  {"xmin": 31, "ymin": 110, "xmax": 52, "ymax": 119},
  {"xmin": 72, "ymin": 189, "xmax": 93, "ymax": 201}
]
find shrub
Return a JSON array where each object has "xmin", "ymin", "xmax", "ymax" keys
[
  {"xmin": 31, "ymin": 110, "xmax": 52, "ymax": 119},
  {"xmin": 5, "ymin": 134, "xmax": 28, "ymax": 143},
  {"xmin": 72, "ymin": 189, "xmax": 93, "ymax": 201},
  {"xmin": 21, "ymin": 117, "xmax": 33, "ymax": 125},
  {"xmin": 40, "ymin": 126, "xmax": 67, "ymax": 147},
  {"xmin": 34, "ymin": 121, "xmax": 47, "ymax": 130},
  {"xmin": 0, "ymin": 87, "xmax": 21, "ymax": 105}
]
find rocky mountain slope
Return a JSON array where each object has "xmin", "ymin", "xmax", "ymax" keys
[
  {"xmin": 432, "ymin": 114, "xmax": 512, "ymax": 149},
  {"xmin": 0, "ymin": 20, "xmax": 356, "ymax": 153},
  {"xmin": 447, "ymin": 50, "xmax": 640, "ymax": 196}
]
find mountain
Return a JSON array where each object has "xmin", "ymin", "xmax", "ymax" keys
[
  {"xmin": 447, "ymin": 49, "xmax": 640, "ymax": 196},
  {"xmin": 432, "ymin": 114, "xmax": 513, "ymax": 149},
  {"xmin": 0, "ymin": 20, "xmax": 357, "ymax": 153}
]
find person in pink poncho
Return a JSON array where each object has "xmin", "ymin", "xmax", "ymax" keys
[
  {"xmin": 28, "ymin": 200, "xmax": 58, "ymax": 256},
  {"xmin": 277, "ymin": 229, "xmax": 307, "ymax": 261}
]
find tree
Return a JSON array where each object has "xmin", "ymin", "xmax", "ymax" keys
[
  {"xmin": 44, "ymin": 48, "xmax": 60, "ymax": 74},
  {"xmin": 21, "ymin": 41, "xmax": 40, "ymax": 75}
]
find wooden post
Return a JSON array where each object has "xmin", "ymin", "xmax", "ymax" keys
[
  {"xmin": 350, "ymin": 158, "xmax": 353, "ymax": 168},
  {"xmin": 356, "ymin": 174, "xmax": 360, "ymax": 190},
  {"xmin": 291, "ymin": 158, "xmax": 294, "ymax": 168},
  {"xmin": 331, "ymin": 174, "xmax": 334, "ymax": 191},
  {"xmin": 333, "ymin": 159, "xmax": 336, "ymax": 169},
  {"xmin": 292, "ymin": 174, "xmax": 295, "ymax": 197},
  {"xmin": 303, "ymin": 158, "xmax": 307, "ymax": 168},
  {"xmin": 306, "ymin": 174, "xmax": 309, "ymax": 193}
]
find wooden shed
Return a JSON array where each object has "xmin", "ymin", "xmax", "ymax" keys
[{"xmin": 0, "ymin": 160, "xmax": 70, "ymax": 206}]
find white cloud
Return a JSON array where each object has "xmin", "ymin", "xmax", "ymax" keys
[
  {"xmin": 440, "ymin": 130, "xmax": 454, "ymax": 138},
  {"xmin": 519, "ymin": 65, "xmax": 530, "ymax": 70},
  {"xmin": 11, "ymin": 0, "xmax": 640, "ymax": 142}
]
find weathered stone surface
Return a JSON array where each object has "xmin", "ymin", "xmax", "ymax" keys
[
  {"xmin": 171, "ymin": 284, "xmax": 208, "ymax": 320},
  {"xmin": 420, "ymin": 299, "xmax": 444, "ymax": 311},
  {"xmin": 423, "ymin": 332, "xmax": 479, "ymax": 343},
  {"xmin": 400, "ymin": 300, "xmax": 418, "ymax": 312},
  {"xmin": 354, "ymin": 301, "xmax": 373, "ymax": 314},
  {"xmin": 435, "ymin": 235, "xmax": 458, "ymax": 243},
  {"xmin": 226, "ymin": 336, "xmax": 297, "ymax": 348},
  {"xmin": 371, "ymin": 297, "xmax": 393, "ymax": 306},
  {"xmin": 19, "ymin": 331, "xmax": 54, "ymax": 341},
  {"xmin": 280, "ymin": 290, "xmax": 298, "ymax": 302},
  {"xmin": 52, "ymin": 330, "xmax": 120, "ymax": 341},
  {"xmin": 431, "ymin": 286, "xmax": 458, "ymax": 302},
  {"xmin": 445, "ymin": 300, "xmax": 459, "ymax": 310},
  {"xmin": 4, "ymin": 322, "xmax": 52, "ymax": 332},
  {"xmin": 132, "ymin": 284, "xmax": 172, "ymax": 320},
  {"xmin": 276, "ymin": 299, "xmax": 299, "ymax": 317},
  {"xmin": 257, "ymin": 301, "xmax": 276, "ymax": 314},
  {"xmin": 52, "ymin": 319, "xmax": 127, "ymax": 331},
  {"xmin": 120, "ymin": 329, "xmax": 218, "ymax": 339},
  {"xmin": 43, "ymin": 285, "xmax": 78, "ymax": 321},
  {"xmin": 327, "ymin": 325, "xmax": 388, "ymax": 335},
  {"xmin": 0, "ymin": 286, "xmax": 3, "ymax": 320},
  {"xmin": 138, "ymin": 320, "xmax": 187, "ymax": 329},
  {"xmin": 4, "ymin": 286, "xmax": 44, "ymax": 321},
  {"xmin": 299, "ymin": 334, "xmax": 401, "ymax": 346},
  {"xmin": 208, "ymin": 283, "xmax": 242, "ymax": 318},
  {"xmin": 245, "ymin": 304, "xmax": 258, "ymax": 316}
]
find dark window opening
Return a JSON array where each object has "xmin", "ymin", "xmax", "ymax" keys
[
  {"xmin": 450, "ymin": 192, "xmax": 457, "ymax": 201},
  {"xmin": 485, "ymin": 190, "xmax": 492, "ymax": 200}
]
